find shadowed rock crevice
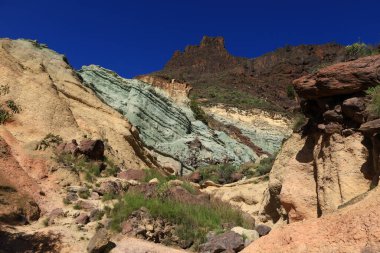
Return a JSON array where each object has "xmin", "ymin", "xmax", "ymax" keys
[{"xmin": 0, "ymin": 230, "xmax": 61, "ymax": 253}]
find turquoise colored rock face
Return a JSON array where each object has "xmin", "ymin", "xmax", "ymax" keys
[{"xmin": 78, "ymin": 65, "xmax": 257, "ymax": 172}]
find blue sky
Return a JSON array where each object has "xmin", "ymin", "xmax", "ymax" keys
[{"xmin": 0, "ymin": 0, "xmax": 379, "ymax": 77}]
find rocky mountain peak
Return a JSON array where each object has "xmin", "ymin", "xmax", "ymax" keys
[{"xmin": 199, "ymin": 35, "xmax": 225, "ymax": 50}]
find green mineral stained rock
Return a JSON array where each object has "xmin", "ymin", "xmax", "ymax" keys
[{"xmin": 78, "ymin": 65, "xmax": 258, "ymax": 173}]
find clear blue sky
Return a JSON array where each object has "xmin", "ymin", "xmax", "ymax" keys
[{"xmin": 1, "ymin": 0, "xmax": 379, "ymax": 77}]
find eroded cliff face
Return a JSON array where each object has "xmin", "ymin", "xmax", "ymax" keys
[
  {"xmin": 243, "ymin": 54, "xmax": 380, "ymax": 253},
  {"xmin": 79, "ymin": 65, "xmax": 258, "ymax": 173}
]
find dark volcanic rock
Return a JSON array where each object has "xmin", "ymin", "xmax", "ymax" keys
[
  {"xmin": 79, "ymin": 139, "xmax": 105, "ymax": 160},
  {"xmin": 199, "ymin": 231, "xmax": 244, "ymax": 253},
  {"xmin": 255, "ymin": 224, "xmax": 272, "ymax": 237}
]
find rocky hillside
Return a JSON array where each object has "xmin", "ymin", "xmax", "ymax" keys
[
  {"xmin": 1, "ymin": 37, "xmax": 380, "ymax": 253},
  {"xmin": 147, "ymin": 36, "xmax": 349, "ymax": 110},
  {"xmin": 78, "ymin": 65, "xmax": 258, "ymax": 173}
]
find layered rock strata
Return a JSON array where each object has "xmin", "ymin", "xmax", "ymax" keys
[{"xmin": 79, "ymin": 65, "xmax": 258, "ymax": 173}]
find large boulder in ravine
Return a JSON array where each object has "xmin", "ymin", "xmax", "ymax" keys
[
  {"xmin": 78, "ymin": 65, "xmax": 258, "ymax": 173},
  {"xmin": 87, "ymin": 228, "xmax": 116, "ymax": 253},
  {"xmin": 199, "ymin": 231, "xmax": 245, "ymax": 253},
  {"xmin": 293, "ymin": 54, "xmax": 380, "ymax": 99}
]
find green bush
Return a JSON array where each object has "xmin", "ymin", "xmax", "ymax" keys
[
  {"xmin": 292, "ymin": 113, "xmax": 307, "ymax": 132},
  {"xmin": 0, "ymin": 107, "xmax": 11, "ymax": 124},
  {"xmin": 345, "ymin": 42, "xmax": 378, "ymax": 59},
  {"xmin": 143, "ymin": 168, "xmax": 167, "ymax": 183},
  {"xmin": 6, "ymin": 100, "xmax": 20, "ymax": 113},
  {"xmin": 254, "ymin": 156, "xmax": 276, "ymax": 176},
  {"xmin": 286, "ymin": 85, "xmax": 296, "ymax": 99},
  {"xmin": 181, "ymin": 181, "xmax": 197, "ymax": 195},
  {"xmin": 198, "ymin": 163, "xmax": 238, "ymax": 184},
  {"xmin": 78, "ymin": 189, "xmax": 90, "ymax": 199},
  {"xmin": 366, "ymin": 85, "xmax": 380, "ymax": 117},
  {"xmin": 190, "ymin": 99, "xmax": 208, "ymax": 124},
  {"xmin": 110, "ymin": 192, "xmax": 250, "ymax": 249}
]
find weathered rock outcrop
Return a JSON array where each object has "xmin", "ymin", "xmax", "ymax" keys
[
  {"xmin": 242, "ymin": 186, "xmax": 380, "ymax": 253},
  {"xmin": 136, "ymin": 75, "xmax": 191, "ymax": 106},
  {"xmin": 79, "ymin": 65, "xmax": 258, "ymax": 172},
  {"xmin": 204, "ymin": 106, "xmax": 292, "ymax": 154},
  {"xmin": 294, "ymin": 54, "xmax": 380, "ymax": 99},
  {"xmin": 150, "ymin": 36, "xmax": 348, "ymax": 109},
  {"xmin": 0, "ymin": 38, "xmax": 163, "ymax": 174}
]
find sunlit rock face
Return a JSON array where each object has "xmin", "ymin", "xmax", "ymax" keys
[
  {"xmin": 204, "ymin": 106, "xmax": 292, "ymax": 155},
  {"xmin": 79, "ymin": 65, "xmax": 258, "ymax": 173}
]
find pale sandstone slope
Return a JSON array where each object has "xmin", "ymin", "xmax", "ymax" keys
[
  {"xmin": 0, "ymin": 39, "xmax": 165, "ymax": 214},
  {"xmin": 242, "ymin": 186, "xmax": 380, "ymax": 253}
]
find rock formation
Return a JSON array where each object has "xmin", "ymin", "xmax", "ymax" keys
[
  {"xmin": 79, "ymin": 65, "xmax": 258, "ymax": 173},
  {"xmin": 150, "ymin": 36, "xmax": 348, "ymax": 110},
  {"xmin": 242, "ymin": 53, "xmax": 380, "ymax": 252}
]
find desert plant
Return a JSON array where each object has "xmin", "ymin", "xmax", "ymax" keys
[
  {"xmin": 190, "ymin": 99, "xmax": 208, "ymax": 124},
  {"xmin": 0, "ymin": 107, "xmax": 11, "ymax": 124},
  {"xmin": 36, "ymin": 133, "xmax": 63, "ymax": 150},
  {"xmin": 78, "ymin": 189, "xmax": 90, "ymax": 199},
  {"xmin": 6, "ymin": 100, "xmax": 20, "ymax": 113},
  {"xmin": 0, "ymin": 84, "xmax": 10, "ymax": 95},
  {"xmin": 345, "ymin": 42, "xmax": 378, "ymax": 59},
  {"xmin": 292, "ymin": 113, "xmax": 307, "ymax": 132},
  {"xmin": 198, "ymin": 163, "xmax": 238, "ymax": 184},
  {"xmin": 366, "ymin": 85, "xmax": 380, "ymax": 117},
  {"xmin": 286, "ymin": 85, "xmax": 296, "ymax": 99},
  {"xmin": 110, "ymin": 192, "xmax": 250, "ymax": 249}
]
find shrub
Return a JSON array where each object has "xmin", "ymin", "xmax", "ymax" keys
[
  {"xmin": 0, "ymin": 85, "xmax": 9, "ymax": 95},
  {"xmin": 286, "ymin": 85, "xmax": 296, "ymax": 99},
  {"xmin": 6, "ymin": 100, "xmax": 20, "ymax": 113},
  {"xmin": 102, "ymin": 192, "xmax": 118, "ymax": 202},
  {"xmin": 198, "ymin": 163, "xmax": 238, "ymax": 184},
  {"xmin": 36, "ymin": 133, "xmax": 63, "ymax": 150},
  {"xmin": 190, "ymin": 99, "xmax": 208, "ymax": 124},
  {"xmin": 292, "ymin": 113, "xmax": 307, "ymax": 132},
  {"xmin": 78, "ymin": 189, "xmax": 90, "ymax": 199},
  {"xmin": 366, "ymin": 85, "xmax": 380, "ymax": 117},
  {"xmin": 254, "ymin": 156, "xmax": 276, "ymax": 176},
  {"xmin": 181, "ymin": 181, "xmax": 197, "ymax": 195},
  {"xmin": 0, "ymin": 107, "xmax": 11, "ymax": 124},
  {"xmin": 143, "ymin": 168, "xmax": 167, "ymax": 183},
  {"xmin": 110, "ymin": 192, "xmax": 250, "ymax": 249},
  {"xmin": 346, "ymin": 42, "xmax": 373, "ymax": 59}
]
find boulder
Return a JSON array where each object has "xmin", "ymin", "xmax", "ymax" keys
[
  {"xmin": 189, "ymin": 171, "xmax": 202, "ymax": 183},
  {"xmin": 56, "ymin": 139, "xmax": 80, "ymax": 156},
  {"xmin": 148, "ymin": 178, "xmax": 159, "ymax": 185},
  {"xmin": 359, "ymin": 119, "xmax": 380, "ymax": 133},
  {"xmin": 293, "ymin": 54, "xmax": 380, "ymax": 99},
  {"xmin": 93, "ymin": 181, "xmax": 123, "ymax": 196},
  {"xmin": 231, "ymin": 227, "xmax": 259, "ymax": 246},
  {"xmin": 342, "ymin": 97, "xmax": 367, "ymax": 123},
  {"xmin": 117, "ymin": 169, "xmax": 145, "ymax": 181},
  {"xmin": 255, "ymin": 224, "xmax": 271, "ymax": 237},
  {"xmin": 75, "ymin": 213, "xmax": 89, "ymax": 225},
  {"xmin": 79, "ymin": 139, "xmax": 105, "ymax": 160},
  {"xmin": 323, "ymin": 110, "xmax": 343, "ymax": 123},
  {"xmin": 87, "ymin": 228, "xmax": 116, "ymax": 253},
  {"xmin": 199, "ymin": 231, "xmax": 244, "ymax": 253}
]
